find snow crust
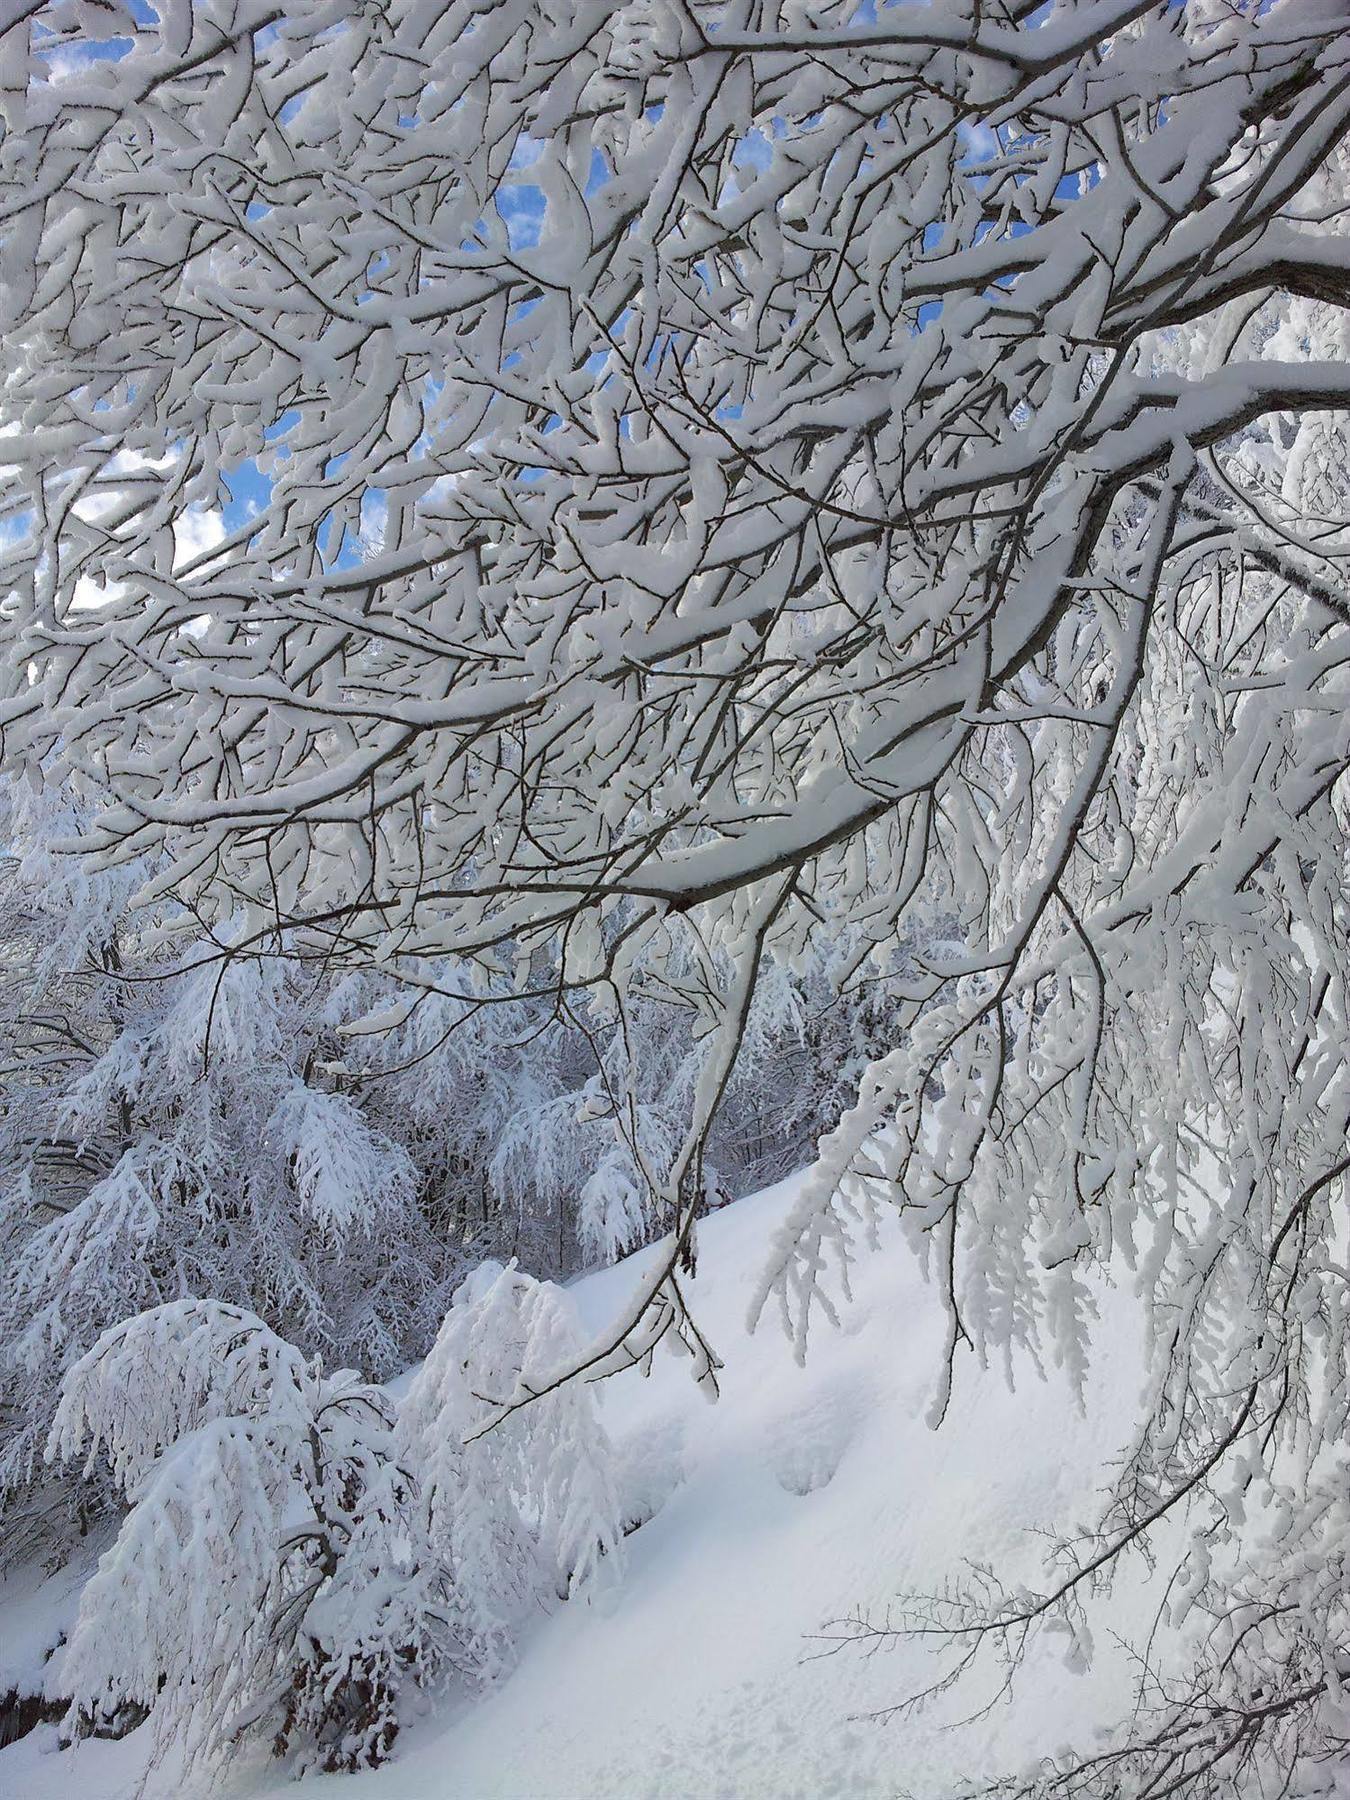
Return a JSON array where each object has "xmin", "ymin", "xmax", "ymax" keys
[{"xmin": 2, "ymin": 1174, "xmax": 1166, "ymax": 1799}]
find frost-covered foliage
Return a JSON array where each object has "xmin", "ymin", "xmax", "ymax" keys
[
  {"xmin": 48, "ymin": 1274, "xmax": 620, "ymax": 1778},
  {"xmin": 1, "ymin": 0, "xmax": 1350, "ymax": 1789}
]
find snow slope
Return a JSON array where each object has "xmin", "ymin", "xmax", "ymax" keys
[{"xmin": 3, "ymin": 1174, "xmax": 1169, "ymax": 1800}]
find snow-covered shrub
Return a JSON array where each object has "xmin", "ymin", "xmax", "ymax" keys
[
  {"xmin": 49, "ymin": 1301, "xmax": 412, "ymax": 1774},
  {"xmin": 398, "ymin": 1261, "xmax": 624, "ymax": 1680},
  {"xmin": 48, "ymin": 1271, "xmax": 621, "ymax": 1778}
]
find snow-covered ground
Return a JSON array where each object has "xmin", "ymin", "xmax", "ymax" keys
[{"xmin": 3, "ymin": 1174, "xmax": 1168, "ymax": 1800}]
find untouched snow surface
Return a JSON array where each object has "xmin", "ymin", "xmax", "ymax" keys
[{"xmin": 4, "ymin": 1174, "xmax": 1170, "ymax": 1800}]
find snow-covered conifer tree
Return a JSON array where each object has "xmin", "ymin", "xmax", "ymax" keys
[{"xmin": 0, "ymin": 779, "xmax": 460, "ymax": 1563}]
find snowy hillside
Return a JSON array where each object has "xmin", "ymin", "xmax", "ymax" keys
[{"xmin": 3, "ymin": 1175, "xmax": 1174, "ymax": 1800}]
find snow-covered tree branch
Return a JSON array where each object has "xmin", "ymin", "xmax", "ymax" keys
[{"xmin": 2, "ymin": 0, "xmax": 1350, "ymax": 1788}]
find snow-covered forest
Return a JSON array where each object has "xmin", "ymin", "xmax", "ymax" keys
[{"xmin": 2, "ymin": 0, "xmax": 1350, "ymax": 1794}]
